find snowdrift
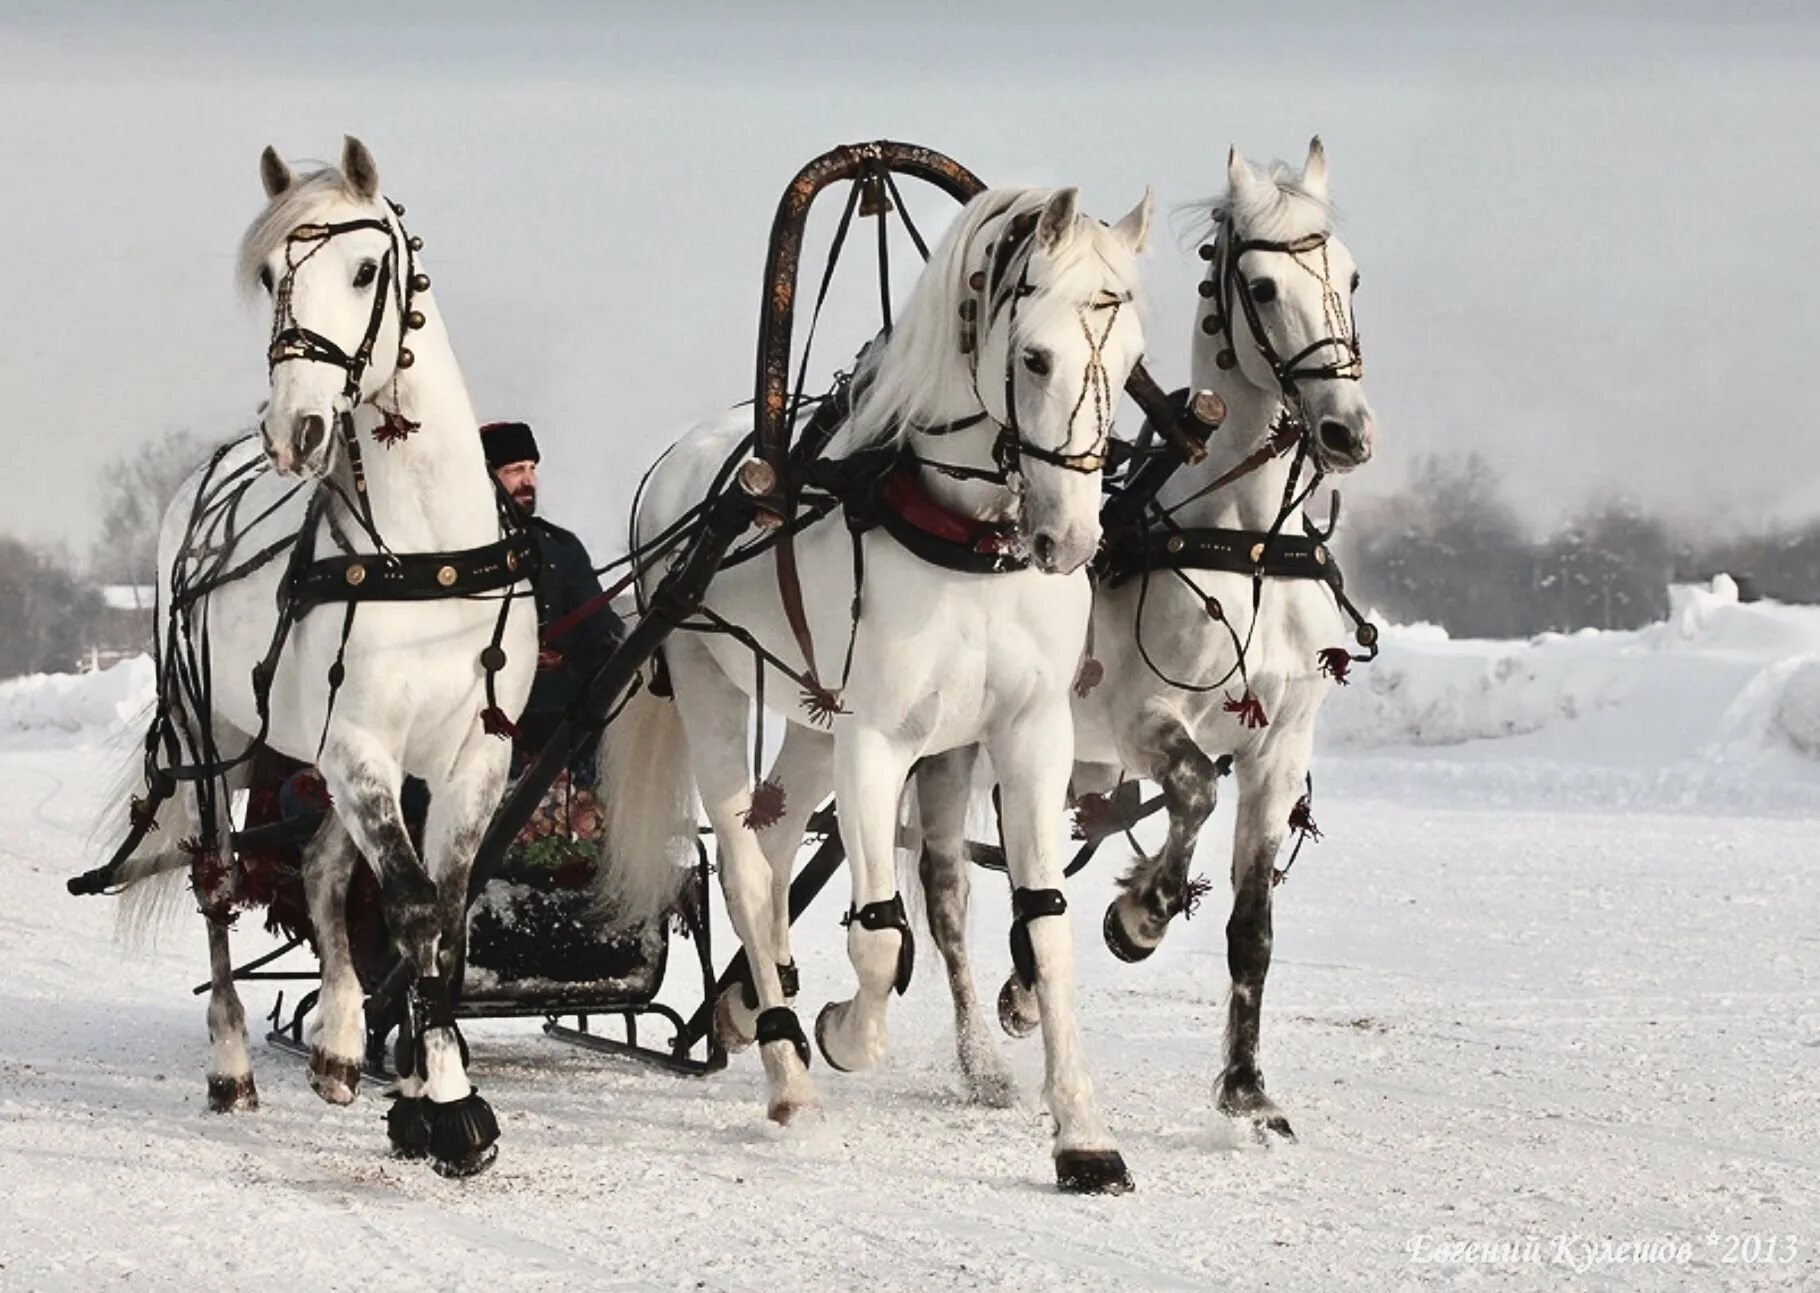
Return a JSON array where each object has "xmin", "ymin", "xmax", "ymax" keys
[
  {"xmin": 0, "ymin": 654, "xmax": 151, "ymax": 741},
  {"xmin": 1319, "ymin": 577, "xmax": 1820, "ymax": 811},
  {"xmin": 5, "ymin": 577, "xmax": 1815, "ymax": 810}
]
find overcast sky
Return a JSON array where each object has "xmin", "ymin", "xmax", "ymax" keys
[{"xmin": 3, "ymin": 1, "xmax": 1816, "ymax": 563}]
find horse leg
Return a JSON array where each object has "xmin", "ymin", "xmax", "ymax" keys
[
  {"xmin": 813, "ymin": 726, "xmax": 915, "ymax": 1075},
  {"xmin": 202, "ymin": 916, "xmax": 257, "ymax": 1112},
  {"xmin": 717, "ymin": 725, "xmax": 832, "ymax": 1050},
  {"xmin": 668, "ymin": 640, "xmax": 816, "ymax": 1122},
  {"xmin": 301, "ymin": 814, "xmax": 363, "ymax": 1105},
  {"xmin": 912, "ymin": 746, "xmax": 1015, "ymax": 1106},
  {"xmin": 1216, "ymin": 737, "xmax": 1309, "ymax": 1141},
  {"xmin": 995, "ymin": 758, "xmax": 1124, "ymax": 1040},
  {"xmin": 989, "ymin": 707, "xmax": 1132, "ymax": 1194},
  {"xmin": 396, "ymin": 739, "xmax": 512, "ymax": 1178},
  {"xmin": 1104, "ymin": 715, "xmax": 1220, "ymax": 962}
]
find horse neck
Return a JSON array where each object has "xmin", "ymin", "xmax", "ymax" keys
[
  {"xmin": 339, "ymin": 295, "xmax": 499, "ymax": 552},
  {"xmin": 906, "ymin": 409, "xmax": 1017, "ymax": 521},
  {"xmin": 1157, "ymin": 326, "xmax": 1301, "ymax": 532}
]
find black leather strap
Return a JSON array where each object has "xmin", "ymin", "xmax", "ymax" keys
[
  {"xmin": 755, "ymin": 1006, "xmax": 811, "ymax": 1067},
  {"xmin": 1009, "ymin": 887, "xmax": 1069, "ymax": 990},
  {"xmin": 1101, "ymin": 526, "xmax": 1336, "ymax": 588},
  {"xmin": 844, "ymin": 895, "xmax": 916, "ymax": 994},
  {"xmin": 290, "ymin": 531, "xmax": 538, "ymax": 614}
]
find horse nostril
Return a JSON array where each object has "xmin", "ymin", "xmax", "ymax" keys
[
  {"xmin": 1318, "ymin": 419, "xmax": 1357, "ymax": 457},
  {"xmin": 296, "ymin": 413, "xmax": 327, "ymax": 458},
  {"xmin": 1032, "ymin": 533, "xmax": 1057, "ymax": 568}
]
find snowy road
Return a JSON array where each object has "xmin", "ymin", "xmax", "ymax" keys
[{"xmin": 2, "ymin": 743, "xmax": 1814, "ymax": 1291}]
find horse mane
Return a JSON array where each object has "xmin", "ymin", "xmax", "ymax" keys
[
  {"xmin": 832, "ymin": 186, "xmax": 1146, "ymax": 456},
  {"xmin": 1185, "ymin": 158, "xmax": 1336, "ymax": 247},
  {"xmin": 235, "ymin": 166, "xmax": 370, "ymax": 299}
]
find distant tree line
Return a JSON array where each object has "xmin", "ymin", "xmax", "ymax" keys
[{"xmin": 1344, "ymin": 453, "xmax": 1819, "ymax": 638}]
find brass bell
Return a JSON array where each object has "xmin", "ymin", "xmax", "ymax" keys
[
  {"xmin": 1198, "ymin": 243, "xmax": 1217, "ymax": 261},
  {"xmin": 1216, "ymin": 349, "xmax": 1237, "ymax": 370},
  {"xmin": 406, "ymin": 310, "xmax": 425, "ymax": 330},
  {"xmin": 1201, "ymin": 315, "xmax": 1221, "ymax": 335},
  {"xmin": 390, "ymin": 200, "xmax": 406, "ymax": 217},
  {"xmin": 397, "ymin": 348, "xmax": 415, "ymax": 369},
  {"xmin": 1357, "ymin": 623, "xmax": 1380, "ymax": 647},
  {"xmin": 958, "ymin": 298, "xmax": 977, "ymax": 321},
  {"xmin": 407, "ymin": 236, "xmax": 423, "ymax": 251},
  {"xmin": 968, "ymin": 270, "xmax": 986, "ymax": 292},
  {"xmin": 1197, "ymin": 280, "xmax": 1217, "ymax": 298},
  {"xmin": 410, "ymin": 273, "xmax": 430, "ymax": 292}
]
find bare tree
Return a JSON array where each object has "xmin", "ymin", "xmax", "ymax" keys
[
  {"xmin": 0, "ymin": 536, "xmax": 105, "ymax": 680},
  {"xmin": 90, "ymin": 428, "xmax": 218, "ymax": 585}
]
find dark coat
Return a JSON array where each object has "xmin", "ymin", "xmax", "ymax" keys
[{"xmin": 519, "ymin": 516, "xmax": 624, "ymax": 756}]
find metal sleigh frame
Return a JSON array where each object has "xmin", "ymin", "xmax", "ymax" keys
[{"xmin": 226, "ymin": 139, "xmax": 1202, "ymax": 1079}]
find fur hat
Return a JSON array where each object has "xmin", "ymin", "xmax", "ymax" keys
[{"xmin": 480, "ymin": 420, "xmax": 539, "ymax": 468}]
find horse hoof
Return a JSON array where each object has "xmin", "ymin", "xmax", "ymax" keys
[
  {"xmin": 385, "ymin": 1093, "xmax": 431, "ymax": 1160},
  {"xmin": 207, "ymin": 1073, "xmax": 258, "ymax": 1113},
  {"xmin": 309, "ymin": 1050, "xmax": 361, "ymax": 1106},
  {"xmin": 426, "ymin": 1089, "xmax": 500, "ymax": 1178},
  {"xmin": 1055, "ymin": 1149, "xmax": 1135, "ymax": 1195},
  {"xmin": 714, "ymin": 984, "xmax": 756, "ymax": 1053},
  {"xmin": 813, "ymin": 1001, "xmax": 853, "ymax": 1073},
  {"xmin": 1217, "ymin": 1074, "xmax": 1296, "ymax": 1141},
  {"xmin": 996, "ymin": 976, "xmax": 1040, "ymax": 1039},
  {"xmin": 961, "ymin": 1066, "xmax": 1019, "ymax": 1109},
  {"xmin": 1102, "ymin": 901, "xmax": 1156, "ymax": 964},
  {"xmin": 431, "ymin": 1142, "xmax": 499, "ymax": 1179}
]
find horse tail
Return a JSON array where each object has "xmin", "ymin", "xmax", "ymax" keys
[
  {"xmin": 92, "ymin": 737, "xmax": 208, "ymax": 947},
  {"xmin": 595, "ymin": 676, "xmax": 697, "ymax": 932}
]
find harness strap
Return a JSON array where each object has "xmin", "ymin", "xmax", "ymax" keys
[{"xmin": 1008, "ymin": 887, "xmax": 1068, "ymax": 989}]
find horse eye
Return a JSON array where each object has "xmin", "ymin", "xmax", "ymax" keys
[
  {"xmin": 258, "ymin": 266, "xmax": 274, "ymax": 294},
  {"xmin": 352, "ymin": 260, "xmax": 378, "ymax": 290},
  {"xmin": 1247, "ymin": 277, "xmax": 1278, "ymax": 304},
  {"xmin": 1022, "ymin": 348, "xmax": 1053, "ymax": 377},
  {"xmin": 1351, "ymin": 271, "xmax": 1361, "ymax": 292}
]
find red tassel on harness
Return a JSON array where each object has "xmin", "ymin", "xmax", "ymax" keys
[
  {"xmin": 1317, "ymin": 647, "xmax": 1353, "ymax": 685},
  {"xmin": 181, "ymin": 836, "xmax": 237, "ymax": 925},
  {"xmin": 1288, "ymin": 794, "xmax": 1322, "ymax": 842},
  {"xmin": 801, "ymin": 686, "xmax": 847, "ymax": 728},
  {"xmin": 1073, "ymin": 657, "xmax": 1105, "ymax": 698},
  {"xmin": 741, "ymin": 778, "xmax": 787, "ymax": 831},
  {"xmin": 1181, "ymin": 873, "xmax": 1213, "ymax": 919},
  {"xmin": 480, "ymin": 706, "xmax": 520, "ymax": 741},
  {"xmin": 1224, "ymin": 691, "xmax": 1269, "ymax": 729},
  {"xmin": 373, "ymin": 410, "xmax": 420, "ymax": 447}
]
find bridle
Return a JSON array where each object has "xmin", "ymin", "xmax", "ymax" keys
[
  {"xmin": 1201, "ymin": 213, "xmax": 1363, "ymax": 432},
  {"xmin": 265, "ymin": 197, "xmax": 427, "ymax": 425},
  {"xmin": 912, "ymin": 205, "xmax": 1131, "ymax": 485}
]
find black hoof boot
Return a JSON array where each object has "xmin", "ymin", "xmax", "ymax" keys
[
  {"xmin": 207, "ymin": 1073, "xmax": 258, "ymax": 1113},
  {"xmin": 996, "ymin": 975, "xmax": 1040, "ymax": 1039},
  {"xmin": 1102, "ymin": 901, "xmax": 1156, "ymax": 964},
  {"xmin": 427, "ymin": 1089, "xmax": 501, "ymax": 1179},
  {"xmin": 385, "ymin": 1093, "xmax": 431, "ymax": 1160},
  {"xmin": 813, "ymin": 1002, "xmax": 852, "ymax": 1073},
  {"xmin": 309, "ymin": 1050, "xmax": 361, "ymax": 1106},
  {"xmin": 1056, "ymin": 1149, "xmax": 1135, "ymax": 1195}
]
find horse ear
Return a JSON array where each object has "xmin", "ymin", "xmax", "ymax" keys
[
  {"xmin": 1302, "ymin": 135, "xmax": 1329, "ymax": 199},
  {"xmin": 1111, "ymin": 187, "xmax": 1154, "ymax": 254},
  {"xmin": 1037, "ymin": 187, "xmax": 1080, "ymax": 252},
  {"xmin": 260, "ymin": 146, "xmax": 292, "ymax": 200},
  {"xmin": 1227, "ymin": 146, "xmax": 1253, "ymax": 195},
  {"xmin": 341, "ymin": 135, "xmax": 380, "ymax": 201}
]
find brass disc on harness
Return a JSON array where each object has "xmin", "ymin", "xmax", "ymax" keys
[
  {"xmin": 737, "ymin": 458, "xmax": 777, "ymax": 499},
  {"xmin": 436, "ymin": 565, "xmax": 457, "ymax": 587},
  {"xmin": 1166, "ymin": 535, "xmax": 1185, "ymax": 554},
  {"xmin": 345, "ymin": 564, "xmax": 367, "ymax": 587},
  {"xmin": 1189, "ymin": 390, "xmax": 1228, "ymax": 427}
]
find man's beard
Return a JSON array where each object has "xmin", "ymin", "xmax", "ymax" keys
[{"xmin": 512, "ymin": 487, "xmax": 536, "ymax": 515}]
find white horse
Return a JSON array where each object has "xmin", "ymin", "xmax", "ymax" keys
[
  {"xmin": 600, "ymin": 184, "xmax": 1153, "ymax": 1193},
  {"xmin": 104, "ymin": 138, "xmax": 535, "ymax": 1176},
  {"xmin": 916, "ymin": 139, "xmax": 1376, "ymax": 1141}
]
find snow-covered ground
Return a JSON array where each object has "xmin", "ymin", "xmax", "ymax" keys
[{"xmin": 2, "ymin": 583, "xmax": 1816, "ymax": 1290}]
